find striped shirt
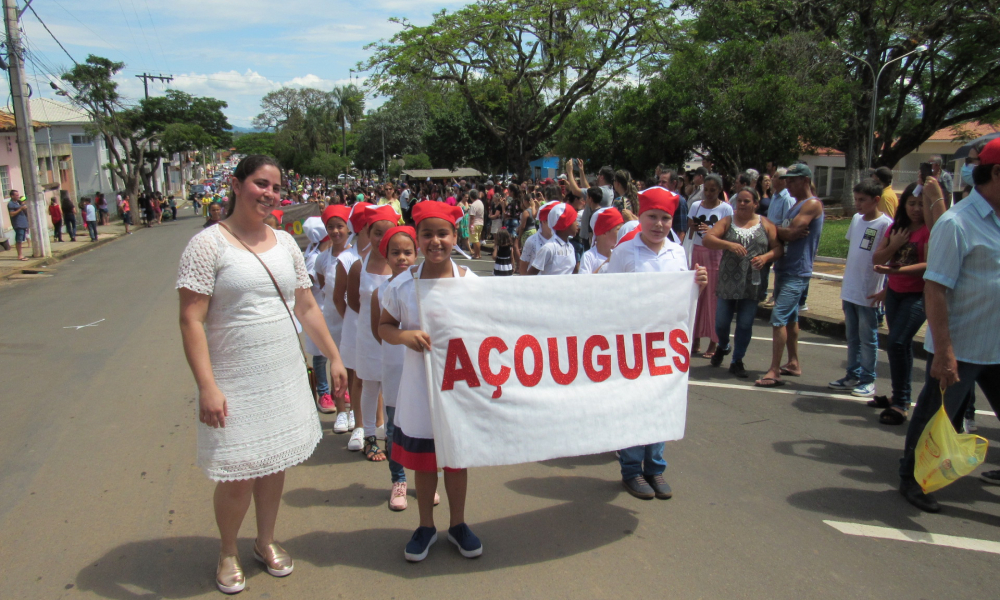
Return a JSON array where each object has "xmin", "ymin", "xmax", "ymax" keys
[{"xmin": 923, "ymin": 189, "xmax": 1000, "ymax": 364}]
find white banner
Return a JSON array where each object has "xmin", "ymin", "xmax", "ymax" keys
[{"xmin": 416, "ymin": 271, "xmax": 699, "ymax": 469}]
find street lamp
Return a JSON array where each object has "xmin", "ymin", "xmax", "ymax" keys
[{"xmin": 835, "ymin": 42, "xmax": 929, "ymax": 171}]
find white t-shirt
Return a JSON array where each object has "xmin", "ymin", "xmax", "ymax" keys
[
  {"xmin": 841, "ymin": 212, "xmax": 893, "ymax": 306},
  {"xmin": 531, "ymin": 235, "xmax": 577, "ymax": 275},
  {"xmin": 578, "ymin": 246, "xmax": 607, "ymax": 275},
  {"xmin": 469, "ymin": 199, "xmax": 484, "ymax": 228},
  {"xmin": 607, "ymin": 233, "xmax": 688, "ymax": 274},
  {"xmin": 520, "ymin": 230, "xmax": 551, "ymax": 267},
  {"xmin": 689, "ymin": 200, "xmax": 733, "ymax": 247},
  {"xmin": 85, "ymin": 204, "xmax": 97, "ymax": 222}
]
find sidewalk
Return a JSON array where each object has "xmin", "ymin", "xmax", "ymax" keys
[
  {"xmin": 759, "ymin": 257, "xmax": 928, "ymax": 349},
  {"xmin": 0, "ymin": 220, "xmax": 132, "ymax": 281}
]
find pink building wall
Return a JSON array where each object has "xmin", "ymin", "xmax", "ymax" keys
[{"xmin": 0, "ymin": 132, "xmax": 26, "ymax": 234}]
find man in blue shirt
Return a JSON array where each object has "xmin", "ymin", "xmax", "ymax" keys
[
  {"xmin": 899, "ymin": 138, "xmax": 1000, "ymax": 513},
  {"xmin": 6, "ymin": 190, "xmax": 29, "ymax": 261}
]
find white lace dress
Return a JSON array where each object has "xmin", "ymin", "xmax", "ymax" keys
[{"xmin": 176, "ymin": 225, "xmax": 322, "ymax": 482}]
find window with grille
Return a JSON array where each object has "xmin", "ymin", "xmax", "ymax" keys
[
  {"xmin": 71, "ymin": 135, "xmax": 94, "ymax": 146},
  {"xmin": 0, "ymin": 165, "xmax": 9, "ymax": 197}
]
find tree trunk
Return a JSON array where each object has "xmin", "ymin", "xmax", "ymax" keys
[{"xmin": 841, "ymin": 133, "xmax": 862, "ymax": 218}]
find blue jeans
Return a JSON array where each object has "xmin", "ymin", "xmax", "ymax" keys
[
  {"xmin": 64, "ymin": 214, "xmax": 77, "ymax": 240},
  {"xmin": 86, "ymin": 220, "xmax": 98, "ymax": 241},
  {"xmin": 842, "ymin": 300, "xmax": 878, "ymax": 384},
  {"xmin": 618, "ymin": 442, "xmax": 666, "ymax": 480},
  {"xmin": 384, "ymin": 406, "xmax": 406, "ymax": 483},
  {"xmin": 312, "ymin": 355, "xmax": 330, "ymax": 397},
  {"xmin": 715, "ymin": 298, "xmax": 758, "ymax": 362},
  {"xmin": 899, "ymin": 357, "xmax": 1000, "ymax": 484},
  {"xmin": 884, "ymin": 289, "xmax": 925, "ymax": 408}
]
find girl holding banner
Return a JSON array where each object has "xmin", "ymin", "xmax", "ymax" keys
[
  {"xmin": 378, "ymin": 202, "xmax": 483, "ymax": 563},
  {"xmin": 606, "ymin": 186, "xmax": 708, "ymax": 500}
]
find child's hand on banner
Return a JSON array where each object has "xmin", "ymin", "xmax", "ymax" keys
[
  {"xmin": 400, "ymin": 330, "xmax": 432, "ymax": 352},
  {"xmin": 693, "ymin": 264, "xmax": 708, "ymax": 290}
]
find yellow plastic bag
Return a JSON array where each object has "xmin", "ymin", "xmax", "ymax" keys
[{"xmin": 914, "ymin": 389, "xmax": 988, "ymax": 494}]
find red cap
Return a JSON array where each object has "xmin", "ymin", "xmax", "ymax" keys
[
  {"xmin": 638, "ymin": 186, "xmax": 679, "ymax": 216},
  {"xmin": 270, "ymin": 209, "xmax": 284, "ymax": 225},
  {"xmin": 548, "ymin": 202, "xmax": 578, "ymax": 231},
  {"xmin": 979, "ymin": 138, "xmax": 1000, "ymax": 165},
  {"xmin": 537, "ymin": 201, "xmax": 559, "ymax": 226},
  {"xmin": 378, "ymin": 226, "xmax": 417, "ymax": 258},
  {"xmin": 364, "ymin": 204, "xmax": 400, "ymax": 229},
  {"xmin": 412, "ymin": 201, "xmax": 465, "ymax": 227},
  {"xmin": 592, "ymin": 207, "xmax": 624, "ymax": 237},
  {"xmin": 322, "ymin": 205, "xmax": 351, "ymax": 226},
  {"xmin": 347, "ymin": 202, "xmax": 373, "ymax": 233}
]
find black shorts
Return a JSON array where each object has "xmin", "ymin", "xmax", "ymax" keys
[{"xmin": 123, "ymin": 211, "xmax": 133, "ymax": 225}]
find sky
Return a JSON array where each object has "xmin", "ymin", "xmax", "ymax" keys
[{"xmin": 10, "ymin": 0, "xmax": 466, "ymax": 128}]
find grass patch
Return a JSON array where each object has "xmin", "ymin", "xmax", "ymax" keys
[{"xmin": 818, "ymin": 217, "xmax": 850, "ymax": 259}]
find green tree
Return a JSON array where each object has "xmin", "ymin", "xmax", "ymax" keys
[
  {"xmin": 686, "ymin": 0, "xmax": 1000, "ymax": 210},
  {"xmin": 233, "ymin": 132, "xmax": 276, "ymax": 156},
  {"xmin": 352, "ymin": 100, "xmax": 428, "ymax": 172},
  {"xmin": 363, "ymin": 0, "xmax": 676, "ymax": 179}
]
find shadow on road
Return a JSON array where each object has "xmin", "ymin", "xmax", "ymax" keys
[
  {"xmin": 283, "ymin": 483, "xmax": 387, "ymax": 508},
  {"xmin": 287, "ymin": 475, "xmax": 637, "ymax": 576},
  {"xmin": 535, "ymin": 453, "xmax": 617, "ymax": 470},
  {"xmin": 76, "ymin": 535, "xmax": 225, "ymax": 599},
  {"xmin": 299, "ymin": 433, "xmax": 368, "ymax": 467},
  {"xmin": 77, "ymin": 477, "xmax": 637, "ymax": 595}
]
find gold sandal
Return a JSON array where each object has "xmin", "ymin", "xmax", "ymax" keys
[
  {"xmin": 253, "ymin": 540, "xmax": 293, "ymax": 577},
  {"xmin": 216, "ymin": 554, "xmax": 246, "ymax": 594}
]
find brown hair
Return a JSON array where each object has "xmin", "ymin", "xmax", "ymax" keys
[{"xmin": 226, "ymin": 154, "xmax": 282, "ymax": 218}]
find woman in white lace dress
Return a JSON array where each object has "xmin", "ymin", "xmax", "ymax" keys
[{"xmin": 177, "ymin": 155, "xmax": 348, "ymax": 594}]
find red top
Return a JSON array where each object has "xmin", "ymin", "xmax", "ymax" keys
[
  {"xmin": 48, "ymin": 204, "xmax": 62, "ymax": 221},
  {"xmin": 887, "ymin": 225, "xmax": 929, "ymax": 294}
]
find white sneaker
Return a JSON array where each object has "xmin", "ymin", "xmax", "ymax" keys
[
  {"xmin": 347, "ymin": 428, "xmax": 365, "ymax": 451},
  {"xmin": 348, "ymin": 410, "xmax": 356, "ymax": 430},
  {"xmin": 965, "ymin": 418, "xmax": 978, "ymax": 433},
  {"xmin": 376, "ymin": 425, "xmax": 386, "ymax": 440},
  {"xmin": 333, "ymin": 412, "xmax": 350, "ymax": 434},
  {"xmin": 828, "ymin": 377, "xmax": 860, "ymax": 391}
]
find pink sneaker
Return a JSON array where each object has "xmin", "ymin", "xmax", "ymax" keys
[
  {"xmin": 389, "ymin": 482, "xmax": 408, "ymax": 511},
  {"xmin": 317, "ymin": 393, "xmax": 335, "ymax": 414}
]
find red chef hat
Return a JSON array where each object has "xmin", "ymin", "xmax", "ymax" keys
[
  {"xmin": 547, "ymin": 202, "xmax": 578, "ymax": 231},
  {"xmin": 591, "ymin": 206, "xmax": 624, "ymax": 237},
  {"xmin": 412, "ymin": 201, "xmax": 465, "ymax": 227},
  {"xmin": 364, "ymin": 204, "xmax": 400, "ymax": 229},
  {"xmin": 321, "ymin": 204, "xmax": 351, "ymax": 226},
  {"xmin": 347, "ymin": 202, "xmax": 373, "ymax": 233},
  {"xmin": 379, "ymin": 225, "xmax": 417, "ymax": 258},
  {"xmin": 537, "ymin": 201, "xmax": 559, "ymax": 225},
  {"xmin": 637, "ymin": 186, "xmax": 679, "ymax": 217},
  {"xmin": 270, "ymin": 209, "xmax": 284, "ymax": 225}
]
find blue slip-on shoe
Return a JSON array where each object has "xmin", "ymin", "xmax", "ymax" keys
[
  {"xmin": 404, "ymin": 526, "xmax": 437, "ymax": 562},
  {"xmin": 447, "ymin": 523, "xmax": 483, "ymax": 558},
  {"xmin": 828, "ymin": 377, "xmax": 860, "ymax": 391}
]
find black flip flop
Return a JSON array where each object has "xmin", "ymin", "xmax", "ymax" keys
[
  {"xmin": 879, "ymin": 408, "xmax": 907, "ymax": 425},
  {"xmin": 867, "ymin": 395, "xmax": 892, "ymax": 409},
  {"xmin": 754, "ymin": 377, "xmax": 786, "ymax": 388}
]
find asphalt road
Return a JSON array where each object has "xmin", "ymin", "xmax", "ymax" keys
[{"xmin": 1, "ymin": 214, "xmax": 998, "ymax": 600}]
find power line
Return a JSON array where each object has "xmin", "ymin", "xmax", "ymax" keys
[
  {"xmin": 128, "ymin": 0, "xmax": 159, "ymax": 71},
  {"xmin": 48, "ymin": 0, "xmax": 125, "ymax": 55},
  {"xmin": 115, "ymin": 0, "xmax": 151, "ymax": 69},
  {"xmin": 25, "ymin": 4, "xmax": 77, "ymax": 65},
  {"xmin": 141, "ymin": 0, "xmax": 169, "ymax": 70}
]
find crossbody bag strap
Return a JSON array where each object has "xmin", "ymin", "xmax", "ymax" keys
[{"xmin": 218, "ymin": 222, "xmax": 309, "ymax": 367}]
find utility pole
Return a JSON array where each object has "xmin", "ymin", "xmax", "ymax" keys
[
  {"xmin": 4, "ymin": 0, "xmax": 50, "ymax": 257},
  {"xmin": 134, "ymin": 73, "xmax": 173, "ymax": 100}
]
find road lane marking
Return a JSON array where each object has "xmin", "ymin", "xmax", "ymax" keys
[
  {"xmin": 689, "ymin": 381, "xmax": 996, "ymax": 418},
  {"xmin": 63, "ymin": 318, "xmax": 105, "ymax": 330},
  {"xmin": 750, "ymin": 336, "xmax": 851, "ymax": 349},
  {"xmin": 824, "ymin": 520, "xmax": 1000, "ymax": 555}
]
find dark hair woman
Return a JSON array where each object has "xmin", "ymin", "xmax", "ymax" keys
[{"xmin": 177, "ymin": 155, "xmax": 348, "ymax": 593}]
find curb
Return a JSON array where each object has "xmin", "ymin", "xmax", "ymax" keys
[
  {"xmin": 0, "ymin": 234, "xmax": 124, "ymax": 281},
  {"xmin": 755, "ymin": 305, "xmax": 928, "ymax": 360}
]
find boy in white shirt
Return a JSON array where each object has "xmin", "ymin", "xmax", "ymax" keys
[
  {"xmin": 828, "ymin": 179, "xmax": 893, "ymax": 398},
  {"xmin": 518, "ymin": 201, "xmax": 558, "ymax": 275},
  {"xmin": 579, "ymin": 207, "xmax": 623, "ymax": 274},
  {"xmin": 607, "ymin": 186, "xmax": 707, "ymax": 500},
  {"xmin": 528, "ymin": 202, "xmax": 579, "ymax": 276}
]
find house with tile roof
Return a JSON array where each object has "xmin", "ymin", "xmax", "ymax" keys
[
  {"xmin": 29, "ymin": 98, "xmax": 117, "ymax": 199},
  {"xmin": 797, "ymin": 120, "xmax": 1000, "ymax": 199}
]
